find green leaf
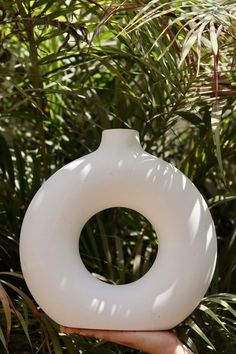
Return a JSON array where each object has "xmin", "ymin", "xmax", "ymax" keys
[
  {"xmin": 30, "ymin": 154, "xmax": 42, "ymax": 197},
  {"xmin": 96, "ymin": 214, "xmax": 114, "ymax": 280},
  {"xmin": 199, "ymin": 303, "xmax": 228, "ymax": 331},
  {"xmin": 210, "ymin": 21, "xmax": 218, "ymax": 56},
  {"xmin": 42, "ymin": 317, "xmax": 63, "ymax": 354},
  {"xmin": 0, "ymin": 135, "xmax": 15, "ymax": 188},
  {"xmin": 179, "ymin": 31, "xmax": 198, "ymax": 67},
  {"xmin": 0, "ymin": 326, "xmax": 9, "ymax": 354},
  {"xmin": 196, "ymin": 21, "xmax": 209, "ymax": 75},
  {"xmin": 13, "ymin": 308, "xmax": 32, "ymax": 348},
  {"xmin": 14, "ymin": 144, "xmax": 26, "ymax": 201},
  {"xmin": 211, "ymin": 100, "xmax": 226, "ymax": 184},
  {"xmin": 0, "ymin": 272, "xmax": 24, "ymax": 279},
  {"xmin": 61, "ymin": 335, "xmax": 77, "ymax": 354},
  {"xmin": 208, "ymin": 194, "xmax": 236, "ymax": 208},
  {"xmin": 0, "ymin": 280, "xmax": 41, "ymax": 321},
  {"xmin": 207, "ymin": 297, "xmax": 236, "ymax": 318},
  {"xmin": 186, "ymin": 317, "xmax": 215, "ymax": 350},
  {"xmin": 0, "ymin": 283, "xmax": 11, "ymax": 342},
  {"xmin": 177, "ymin": 111, "xmax": 205, "ymax": 128}
]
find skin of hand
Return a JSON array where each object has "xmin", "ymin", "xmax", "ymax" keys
[{"xmin": 60, "ymin": 327, "xmax": 194, "ymax": 354}]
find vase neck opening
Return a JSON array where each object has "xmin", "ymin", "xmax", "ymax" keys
[{"xmin": 98, "ymin": 129, "xmax": 142, "ymax": 151}]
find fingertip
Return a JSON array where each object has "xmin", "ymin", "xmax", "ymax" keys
[
  {"xmin": 60, "ymin": 325, "xmax": 80, "ymax": 334},
  {"xmin": 60, "ymin": 325, "xmax": 67, "ymax": 333}
]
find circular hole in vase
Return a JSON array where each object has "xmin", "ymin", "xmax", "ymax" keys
[{"xmin": 79, "ymin": 207, "xmax": 158, "ymax": 285}]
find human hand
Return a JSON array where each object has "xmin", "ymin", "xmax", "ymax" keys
[{"xmin": 60, "ymin": 327, "xmax": 194, "ymax": 354}]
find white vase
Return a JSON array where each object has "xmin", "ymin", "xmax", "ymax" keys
[{"xmin": 20, "ymin": 129, "xmax": 217, "ymax": 330}]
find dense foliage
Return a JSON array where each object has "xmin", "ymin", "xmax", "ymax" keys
[{"xmin": 0, "ymin": 0, "xmax": 236, "ymax": 353}]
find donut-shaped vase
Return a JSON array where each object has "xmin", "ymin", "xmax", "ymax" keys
[{"xmin": 20, "ymin": 129, "xmax": 217, "ymax": 330}]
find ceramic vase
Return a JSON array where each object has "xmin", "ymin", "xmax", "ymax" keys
[{"xmin": 20, "ymin": 129, "xmax": 217, "ymax": 330}]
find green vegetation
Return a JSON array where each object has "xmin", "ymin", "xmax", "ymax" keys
[{"xmin": 0, "ymin": 0, "xmax": 236, "ymax": 352}]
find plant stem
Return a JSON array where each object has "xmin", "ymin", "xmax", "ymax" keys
[{"xmin": 16, "ymin": 1, "xmax": 49, "ymax": 180}]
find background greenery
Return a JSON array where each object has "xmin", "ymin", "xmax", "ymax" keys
[{"xmin": 0, "ymin": 0, "xmax": 236, "ymax": 353}]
